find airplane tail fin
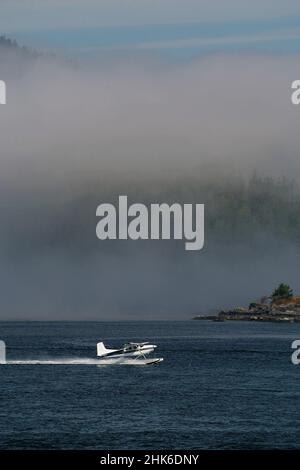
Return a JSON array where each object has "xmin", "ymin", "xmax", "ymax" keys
[{"xmin": 97, "ymin": 342, "xmax": 109, "ymax": 357}]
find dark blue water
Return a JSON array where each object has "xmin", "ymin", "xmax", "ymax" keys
[{"xmin": 0, "ymin": 321, "xmax": 300, "ymax": 449}]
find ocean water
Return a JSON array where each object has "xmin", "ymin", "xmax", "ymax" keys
[{"xmin": 0, "ymin": 320, "xmax": 300, "ymax": 450}]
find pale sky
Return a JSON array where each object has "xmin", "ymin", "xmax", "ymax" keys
[
  {"xmin": 1, "ymin": 0, "xmax": 300, "ymax": 58},
  {"xmin": 1, "ymin": 1, "xmax": 300, "ymax": 29}
]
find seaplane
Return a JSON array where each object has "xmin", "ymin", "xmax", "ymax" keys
[{"xmin": 96, "ymin": 341, "xmax": 163, "ymax": 365}]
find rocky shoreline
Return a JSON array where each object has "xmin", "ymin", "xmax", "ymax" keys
[{"xmin": 194, "ymin": 301, "xmax": 300, "ymax": 323}]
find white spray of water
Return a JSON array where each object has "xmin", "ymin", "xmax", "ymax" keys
[{"xmin": 6, "ymin": 357, "xmax": 162, "ymax": 365}]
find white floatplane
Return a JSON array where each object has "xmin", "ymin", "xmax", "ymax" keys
[{"xmin": 96, "ymin": 341, "xmax": 163, "ymax": 365}]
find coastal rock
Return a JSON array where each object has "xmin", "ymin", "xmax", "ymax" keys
[{"xmin": 193, "ymin": 297, "xmax": 300, "ymax": 322}]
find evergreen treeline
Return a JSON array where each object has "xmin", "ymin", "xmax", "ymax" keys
[
  {"xmin": 117, "ymin": 173, "xmax": 300, "ymax": 244},
  {"xmin": 204, "ymin": 174, "xmax": 300, "ymax": 243},
  {"xmin": 0, "ymin": 35, "xmax": 38, "ymax": 58}
]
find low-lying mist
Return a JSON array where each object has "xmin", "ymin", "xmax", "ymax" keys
[{"xmin": 0, "ymin": 41, "xmax": 300, "ymax": 319}]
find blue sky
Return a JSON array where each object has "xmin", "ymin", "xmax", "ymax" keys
[{"xmin": 1, "ymin": 0, "xmax": 300, "ymax": 58}]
